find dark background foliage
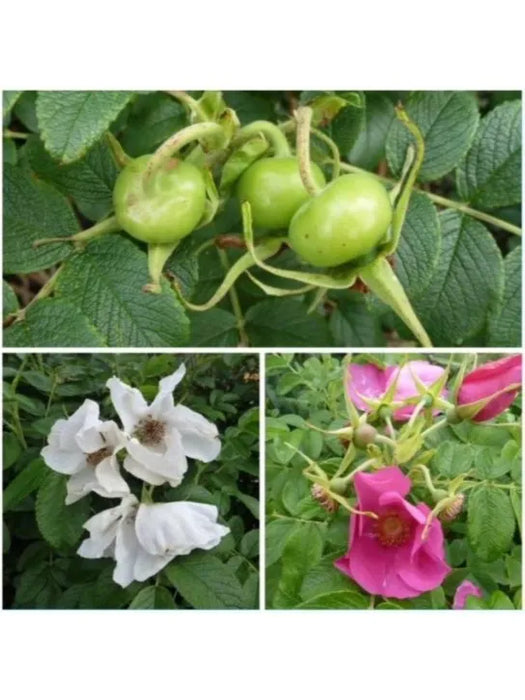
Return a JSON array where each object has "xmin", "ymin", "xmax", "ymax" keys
[{"xmin": 3, "ymin": 352, "xmax": 260, "ymax": 609}]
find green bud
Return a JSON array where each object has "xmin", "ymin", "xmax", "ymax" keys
[{"xmin": 353, "ymin": 424, "xmax": 377, "ymax": 448}]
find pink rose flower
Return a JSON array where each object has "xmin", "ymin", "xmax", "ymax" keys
[
  {"xmin": 457, "ymin": 355, "xmax": 522, "ymax": 422},
  {"xmin": 335, "ymin": 466, "xmax": 451, "ymax": 599},
  {"xmin": 453, "ymin": 580, "xmax": 483, "ymax": 609},
  {"xmin": 346, "ymin": 361, "xmax": 446, "ymax": 421}
]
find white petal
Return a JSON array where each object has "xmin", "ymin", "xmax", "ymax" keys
[
  {"xmin": 150, "ymin": 364, "xmax": 186, "ymax": 417},
  {"xmin": 133, "ymin": 547, "xmax": 173, "ymax": 582},
  {"xmin": 75, "ymin": 425, "xmax": 105, "ymax": 453},
  {"xmin": 65, "ymin": 468, "xmax": 99, "ymax": 504},
  {"xmin": 41, "ymin": 445, "xmax": 86, "ymax": 475},
  {"xmin": 94, "ymin": 456, "xmax": 131, "ymax": 496},
  {"xmin": 106, "ymin": 377, "xmax": 148, "ymax": 432},
  {"xmin": 167, "ymin": 404, "xmax": 221, "ymax": 462},
  {"xmin": 113, "ymin": 517, "xmax": 141, "ymax": 587},
  {"xmin": 125, "ymin": 433, "xmax": 188, "ymax": 485},
  {"xmin": 100, "ymin": 420, "xmax": 127, "ymax": 451},
  {"xmin": 135, "ymin": 501, "xmax": 230, "ymax": 557},
  {"xmin": 123, "ymin": 455, "xmax": 166, "ymax": 486},
  {"xmin": 77, "ymin": 497, "xmax": 136, "ymax": 558}
]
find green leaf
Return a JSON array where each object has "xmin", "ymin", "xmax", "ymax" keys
[
  {"xmin": 349, "ymin": 92, "xmax": 395, "ymax": 170},
  {"xmin": 265, "ymin": 519, "xmax": 301, "ymax": 568},
  {"xmin": 165, "ymin": 552, "xmax": 248, "ymax": 609},
  {"xmin": 467, "ymin": 486, "xmax": 515, "ymax": 562},
  {"xmin": 3, "ymin": 138, "xmax": 17, "ymax": 164},
  {"xmin": 395, "ymin": 192, "xmax": 441, "ymax": 298},
  {"xmin": 3, "ymin": 298, "xmax": 105, "ymax": 347},
  {"xmin": 328, "ymin": 94, "xmax": 365, "ymax": 154},
  {"xmin": 386, "ymin": 91, "xmax": 479, "ymax": 182},
  {"xmin": 35, "ymin": 472, "xmax": 90, "ymax": 549},
  {"xmin": 487, "ymin": 246, "xmax": 521, "ymax": 347},
  {"xmin": 431, "ymin": 441, "xmax": 473, "ymax": 478},
  {"xmin": 129, "ymin": 586, "xmax": 176, "ymax": 609},
  {"xmin": 36, "ymin": 91, "xmax": 133, "ymax": 163},
  {"xmin": 297, "ymin": 590, "xmax": 368, "ymax": 609},
  {"xmin": 55, "ymin": 235, "xmax": 190, "ymax": 346},
  {"xmin": 3, "ymin": 281, "xmax": 19, "ymax": 317},
  {"xmin": 2, "ymin": 432, "xmax": 22, "ymax": 470},
  {"xmin": 300, "ymin": 552, "xmax": 359, "ymax": 601},
  {"xmin": 26, "ymin": 136, "xmax": 119, "ymax": 222},
  {"xmin": 220, "ymin": 136, "xmax": 269, "ymax": 194},
  {"xmin": 245, "ymin": 298, "xmax": 331, "ymax": 346},
  {"xmin": 121, "ymin": 92, "xmax": 186, "ymax": 157},
  {"xmin": 272, "ymin": 522, "xmax": 324, "ymax": 608},
  {"xmin": 456, "ymin": 100, "xmax": 522, "ymax": 208},
  {"xmin": 3, "ymin": 164, "xmax": 78, "ymax": 274},
  {"xmin": 3, "ymin": 90, "xmax": 22, "ymax": 117},
  {"xmin": 328, "ymin": 290, "xmax": 384, "ymax": 346},
  {"xmin": 487, "ymin": 591, "xmax": 515, "ymax": 610},
  {"xmin": 3, "ymin": 458, "xmax": 47, "ymax": 510},
  {"xmin": 413, "ymin": 211, "xmax": 503, "ymax": 345},
  {"xmin": 189, "ymin": 308, "xmax": 239, "ymax": 347},
  {"xmin": 510, "ymin": 489, "xmax": 521, "ymax": 538}
]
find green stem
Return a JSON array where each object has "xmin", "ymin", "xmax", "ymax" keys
[
  {"xmin": 106, "ymin": 132, "xmax": 131, "ymax": 167},
  {"xmin": 167, "ymin": 91, "xmax": 209, "ymax": 122},
  {"xmin": 4, "ymin": 130, "xmax": 29, "ymax": 140},
  {"xmin": 217, "ymin": 248, "xmax": 249, "ymax": 346},
  {"xmin": 295, "ymin": 106, "xmax": 322, "ymax": 196},
  {"xmin": 421, "ymin": 417, "xmax": 448, "ymax": 438},
  {"xmin": 9, "ymin": 356, "xmax": 30, "ymax": 449},
  {"xmin": 143, "ymin": 122, "xmax": 226, "ymax": 190},
  {"xmin": 4, "ymin": 266, "xmax": 64, "ymax": 327},
  {"xmin": 144, "ymin": 241, "xmax": 179, "ymax": 294},
  {"xmin": 335, "ymin": 161, "xmax": 522, "ymax": 237},
  {"xmin": 311, "ymin": 127, "xmax": 340, "ymax": 180},
  {"xmin": 33, "ymin": 215, "xmax": 120, "ymax": 247},
  {"xmin": 232, "ymin": 120, "xmax": 291, "ymax": 158}
]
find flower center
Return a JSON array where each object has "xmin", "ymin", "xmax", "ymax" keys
[
  {"xmin": 375, "ymin": 511, "xmax": 412, "ymax": 547},
  {"xmin": 134, "ymin": 416, "xmax": 167, "ymax": 446},
  {"xmin": 86, "ymin": 447, "xmax": 112, "ymax": 466}
]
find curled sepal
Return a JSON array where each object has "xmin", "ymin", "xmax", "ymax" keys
[
  {"xmin": 359, "ymin": 256, "xmax": 432, "ymax": 347},
  {"xmin": 196, "ymin": 169, "xmax": 220, "ymax": 229},
  {"xmin": 173, "ymin": 237, "xmax": 283, "ymax": 311},
  {"xmin": 245, "ymin": 271, "xmax": 314, "ymax": 297},
  {"xmin": 144, "ymin": 242, "xmax": 179, "ymax": 294},
  {"xmin": 219, "ymin": 135, "xmax": 270, "ymax": 194},
  {"xmin": 242, "ymin": 201, "xmax": 358, "ymax": 290},
  {"xmin": 382, "ymin": 106, "xmax": 425, "ymax": 256}
]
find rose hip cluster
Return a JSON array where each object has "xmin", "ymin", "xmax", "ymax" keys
[{"xmin": 334, "ymin": 355, "xmax": 521, "ymax": 602}]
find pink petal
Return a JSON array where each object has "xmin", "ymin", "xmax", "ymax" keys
[
  {"xmin": 346, "ymin": 363, "xmax": 388, "ymax": 411},
  {"xmin": 387, "ymin": 361, "xmax": 446, "ymax": 421},
  {"xmin": 354, "ymin": 466, "xmax": 412, "ymax": 512},
  {"xmin": 458, "ymin": 355, "xmax": 522, "ymax": 421},
  {"xmin": 453, "ymin": 580, "xmax": 483, "ymax": 609}
]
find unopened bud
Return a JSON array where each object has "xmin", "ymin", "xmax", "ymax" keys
[
  {"xmin": 311, "ymin": 484, "xmax": 338, "ymax": 513},
  {"xmin": 353, "ymin": 424, "xmax": 377, "ymax": 448}
]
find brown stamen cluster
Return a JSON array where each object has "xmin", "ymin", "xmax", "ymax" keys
[
  {"xmin": 134, "ymin": 416, "xmax": 167, "ymax": 446},
  {"xmin": 375, "ymin": 511, "xmax": 412, "ymax": 547},
  {"xmin": 86, "ymin": 447, "xmax": 113, "ymax": 467}
]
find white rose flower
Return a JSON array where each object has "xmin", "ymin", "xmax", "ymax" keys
[
  {"xmin": 41, "ymin": 399, "xmax": 130, "ymax": 504},
  {"xmin": 78, "ymin": 495, "xmax": 230, "ymax": 587},
  {"xmin": 106, "ymin": 364, "xmax": 221, "ymax": 487}
]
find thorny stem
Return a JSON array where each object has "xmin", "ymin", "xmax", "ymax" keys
[
  {"xmin": 33, "ymin": 215, "xmax": 121, "ymax": 248},
  {"xmin": 295, "ymin": 106, "xmax": 322, "ymax": 196},
  {"xmin": 3, "ymin": 266, "xmax": 64, "ymax": 328},
  {"xmin": 143, "ymin": 122, "xmax": 225, "ymax": 189},
  {"xmin": 217, "ymin": 248, "xmax": 249, "ymax": 347},
  {"xmin": 334, "ymin": 161, "xmax": 522, "ymax": 237}
]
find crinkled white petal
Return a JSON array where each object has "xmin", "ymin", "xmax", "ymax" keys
[
  {"xmin": 167, "ymin": 404, "xmax": 221, "ymax": 462},
  {"xmin": 100, "ymin": 420, "xmax": 127, "ymax": 451},
  {"xmin": 75, "ymin": 425, "xmax": 105, "ymax": 453},
  {"xmin": 94, "ymin": 456, "xmax": 131, "ymax": 496},
  {"xmin": 106, "ymin": 377, "xmax": 148, "ymax": 433},
  {"xmin": 66, "ymin": 468, "xmax": 100, "ymax": 505},
  {"xmin": 133, "ymin": 546, "xmax": 174, "ymax": 582},
  {"xmin": 124, "ymin": 431, "xmax": 188, "ymax": 485},
  {"xmin": 41, "ymin": 445, "xmax": 86, "ymax": 475},
  {"xmin": 77, "ymin": 495, "xmax": 138, "ymax": 559},
  {"xmin": 123, "ymin": 455, "xmax": 167, "ymax": 486},
  {"xmin": 135, "ymin": 501, "xmax": 230, "ymax": 558},
  {"xmin": 150, "ymin": 364, "xmax": 186, "ymax": 417},
  {"xmin": 113, "ymin": 517, "xmax": 141, "ymax": 588}
]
